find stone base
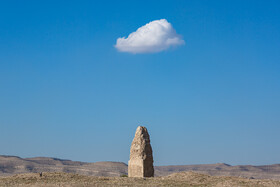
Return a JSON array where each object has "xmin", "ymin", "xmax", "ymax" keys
[
  {"xmin": 128, "ymin": 159, "xmax": 144, "ymax": 177},
  {"xmin": 128, "ymin": 159, "xmax": 154, "ymax": 177}
]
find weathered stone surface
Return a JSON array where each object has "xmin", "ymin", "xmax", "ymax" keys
[{"xmin": 128, "ymin": 126, "xmax": 154, "ymax": 177}]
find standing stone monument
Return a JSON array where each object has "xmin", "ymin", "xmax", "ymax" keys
[{"xmin": 128, "ymin": 126, "xmax": 154, "ymax": 177}]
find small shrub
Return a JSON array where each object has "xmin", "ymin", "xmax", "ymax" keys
[{"xmin": 120, "ymin": 174, "xmax": 128, "ymax": 177}]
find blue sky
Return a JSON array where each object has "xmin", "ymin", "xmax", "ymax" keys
[{"xmin": 0, "ymin": 0, "xmax": 280, "ymax": 166}]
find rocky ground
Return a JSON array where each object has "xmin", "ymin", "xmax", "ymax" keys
[{"xmin": 1, "ymin": 171, "xmax": 280, "ymax": 187}]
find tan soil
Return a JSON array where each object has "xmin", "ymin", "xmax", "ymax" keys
[{"xmin": 1, "ymin": 171, "xmax": 280, "ymax": 187}]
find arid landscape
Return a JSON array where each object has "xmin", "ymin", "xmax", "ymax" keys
[
  {"xmin": 2, "ymin": 0, "xmax": 280, "ymax": 186},
  {"xmin": 1, "ymin": 171, "xmax": 280, "ymax": 187},
  {"xmin": 1, "ymin": 155, "xmax": 280, "ymax": 179},
  {"xmin": 1, "ymin": 155, "xmax": 280, "ymax": 186}
]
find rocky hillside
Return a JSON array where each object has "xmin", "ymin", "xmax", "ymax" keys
[
  {"xmin": 0, "ymin": 155, "xmax": 127, "ymax": 177},
  {"xmin": 1, "ymin": 155, "xmax": 280, "ymax": 180},
  {"xmin": 155, "ymin": 163, "xmax": 280, "ymax": 180}
]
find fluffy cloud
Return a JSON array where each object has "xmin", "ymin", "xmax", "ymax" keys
[{"xmin": 115, "ymin": 19, "xmax": 184, "ymax": 54}]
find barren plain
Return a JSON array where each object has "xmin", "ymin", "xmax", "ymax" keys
[
  {"xmin": 1, "ymin": 155, "xmax": 280, "ymax": 186},
  {"xmin": 1, "ymin": 171, "xmax": 280, "ymax": 187}
]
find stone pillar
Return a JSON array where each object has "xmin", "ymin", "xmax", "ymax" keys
[{"xmin": 128, "ymin": 126, "xmax": 154, "ymax": 177}]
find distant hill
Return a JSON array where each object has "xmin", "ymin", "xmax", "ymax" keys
[
  {"xmin": 1, "ymin": 155, "xmax": 280, "ymax": 179},
  {"xmin": 155, "ymin": 163, "xmax": 280, "ymax": 180},
  {"xmin": 0, "ymin": 155, "xmax": 127, "ymax": 177}
]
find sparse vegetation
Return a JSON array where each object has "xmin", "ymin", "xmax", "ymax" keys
[{"xmin": 0, "ymin": 171, "xmax": 280, "ymax": 187}]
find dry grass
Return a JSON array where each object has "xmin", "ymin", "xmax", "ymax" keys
[{"xmin": 0, "ymin": 171, "xmax": 280, "ymax": 187}]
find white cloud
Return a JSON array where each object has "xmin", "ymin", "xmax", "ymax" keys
[{"xmin": 115, "ymin": 19, "xmax": 184, "ymax": 54}]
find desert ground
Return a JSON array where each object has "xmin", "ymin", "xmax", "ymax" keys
[
  {"xmin": 1, "ymin": 171, "xmax": 280, "ymax": 187},
  {"xmin": 1, "ymin": 155, "xmax": 280, "ymax": 186},
  {"xmin": 2, "ymin": 155, "xmax": 280, "ymax": 180}
]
